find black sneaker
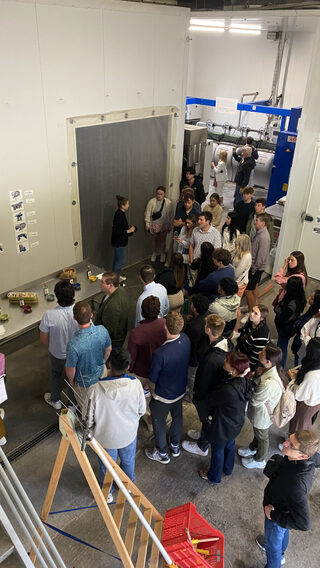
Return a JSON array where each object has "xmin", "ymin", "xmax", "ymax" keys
[{"xmin": 170, "ymin": 443, "xmax": 180, "ymax": 457}]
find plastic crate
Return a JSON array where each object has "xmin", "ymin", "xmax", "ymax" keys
[{"xmin": 162, "ymin": 502, "xmax": 224, "ymax": 568}]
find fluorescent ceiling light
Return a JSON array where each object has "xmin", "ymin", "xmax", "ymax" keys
[
  {"xmin": 230, "ymin": 22, "xmax": 261, "ymax": 30},
  {"xmin": 189, "ymin": 25, "xmax": 225, "ymax": 33},
  {"xmin": 190, "ymin": 18, "xmax": 225, "ymax": 28},
  {"xmin": 229, "ymin": 29, "xmax": 261, "ymax": 35}
]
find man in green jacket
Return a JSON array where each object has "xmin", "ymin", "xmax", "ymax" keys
[
  {"xmin": 94, "ymin": 272, "xmax": 128, "ymax": 350},
  {"xmin": 246, "ymin": 198, "xmax": 274, "ymax": 247}
]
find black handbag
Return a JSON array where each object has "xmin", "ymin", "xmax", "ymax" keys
[{"xmin": 151, "ymin": 199, "xmax": 165, "ymax": 221}]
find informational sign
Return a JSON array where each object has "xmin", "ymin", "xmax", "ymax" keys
[
  {"xmin": 9, "ymin": 189, "xmax": 40, "ymax": 253},
  {"xmin": 215, "ymin": 97, "xmax": 238, "ymax": 114}
]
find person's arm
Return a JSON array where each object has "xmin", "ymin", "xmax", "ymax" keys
[
  {"xmin": 137, "ymin": 382, "xmax": 147, "ymax": 417},
  {"xmin": 300, "ymin": 319, "xmax": 312, "ymax": 346},
  {"xmin": 242, "ymin": 161, "xmax": 253, "ymax": 188},
  {"xmin": 273, "ymin": 267, "xmax": 287, "ymax": 285},
  {"xmin": 246, "ymin": 213, "xmax": 253, "ymax": 235},
  {"xmin": 127, "ymin": 332, "xmax": 138, "ymax": 371},
  {"xmin": 189, "ymin": 242, "xmax": 194, "ymax": 264},
  {"xmin": 65, "ymin": 366, "xmax": 76, "ymax": 387},
  {"xmin": 198, "ymin": 272, "xmax": 215, "ymax": 293},
  {"xmin": 144, "ymin": 198, "xmax": 154, "ymax": 230},
  {"xmin": 270, "ymin": 492, "xmax": 311, "ymax": 531},
  {"xmin": 135, "ymin": 297, "xmax": 143, "ymax": 327},
  {"xmin": 103, "ymin": 345, "xmax": 112, "ymax": 362},
  {"xmin": 173, "ymin": 218, "xmax": 184, "ymax": 228},
  {"xmin": 249, "ymin": 382, "xmax": 272, "ymax": 407},
  {"xmin": 233, "ymin": 150, "xmax": 241, "ymax": 162},
  {"xmin": 197, "ymin": 182, "xmax": 206, "ymax": 205},
  {"xmin": 149, "ymin": 351, "xmax": 162, "ymax": 387},
  {"xmin": 40, "ymin": 331, "xmax": 49, "ymax": 348},
  {"xmin": 254, "ymin": 235, "xmax": 270, "ymax": 271}
]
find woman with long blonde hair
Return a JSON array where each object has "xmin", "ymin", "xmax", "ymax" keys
[{"xmin": 233, "ymin": 234, "xmax": 252, "ymax": 332}]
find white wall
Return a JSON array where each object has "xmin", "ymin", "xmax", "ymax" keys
[
  {"xmin": 0, "ymin": 0, "xmax": 189, "ymax": 292},
  {"xmin": 187, "ymin": 29, "xmax": 315, "ymax": 131}
]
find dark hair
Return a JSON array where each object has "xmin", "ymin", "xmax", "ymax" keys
[
  {"xmin": 200, "ymin": 242, "xmax": 215, "ymax": 273},
  {"xmin": 255, "ymin": 198, "xmax": 267, "ymax": 207},
  {"xmin": 109, "ymin": 348, "xmax": 131, "ymax": 376},
  {"xmin": 190, "ymin": 293, "xmax": 210, "ymax": 315},
  {"xmin": 54, "ymin": 280, "xmax": 75, "ymax": 307},
  {"xmin": 210, "ymin": 193, "xmax": 221, "ymax": 204},
  {"xmin": 296, "ymin": 337, "xmax": 320, "ymax": 385},
  {"xmin": 141, "ymin": 295, "xmax": 160, "ymax": 320},
  {"xmin": 257, "ymin": 304, "xmax": 269, "ymax": 322},
  {"xmin": 102, "ymin": 271, "xmax": 119, "ymax": 287},
  {"xmin": 183, "ymin": 190, "xmax": 195, "ymax": 203},
  {"xmin": 287, "ymin": 251, "xmax": 308, "ymax": 284},
  {"xmin": 243, "ymin": 186, "xmax": 254, "ymax": 195},
  {"xmin": 170, "ymin": 253, "xmax": 184, "ymax": 289},
  {"xmin": 140, "ymin": 265, "xmax": 155, "ymax": 284},
  {"xmin": 283, "ymin": 276, "xmax": 306, "ymax": 315},
  {"xmin": 116, "ymin": 195, "xmax": 129, "ymax": 208},
  {"xmin": 199, "ymin": 211, "xmax": 212, "ymax": 223},
  {"xmin": 221, "ymin": 210, "xmax": 239, "ymax": 242},
  {"xmin": 186, "ymin": 167, "xmax": 196, "ymax": 175},
  {"xmin": 156, "ymin": 185, "xmax": 166, "ymax": 193},
  {"xmin": 262, "ymin": 344, "xmax": 288, "ymax": 386},
  {"xmin": 73, "ymin": 301, "xmax": 91, "ymax": 325},
  {"xmin": 213, "ymin": 248, "xmax": 232, "ymax": 266},
  {"xmin": 246, "ymin": 136, "xmax": 254, "ymax": 145},
  {"xmin": 309, "ymin": 289, "xmax": 320, "ymax": 317},
  {"xmin": 226, "ymin": 352, "xmax": 251, "ymax": 377},
  {"xmin": 219, "ymin": 277, "xmax": 238, "ymax": 296}
]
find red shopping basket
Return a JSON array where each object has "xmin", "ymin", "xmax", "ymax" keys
[{"xmin": 162, "ymin": 502, "xmax": 224, "ymax": 568}]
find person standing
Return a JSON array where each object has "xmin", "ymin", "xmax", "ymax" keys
[
  {"xmin": 198, "ymin": 248, "xmax": 235, "ymax": 302},
  {"xmin": 40, "ymin": 281, "xmax": 78, "ymax": 410},
  {"xmin": 184, "ymin": 294, "xmax": 210, "ymax": 397},
  {"xmin": 237, "ymin": 305, "xmax": 270, "ymax": 370},
  {"xmin": 274, "ymin": 277, "xmax": 306, "ymax": 368},
  {"xmin": 144, "ymin": 186, "xmax": 172, "ymax": 263},
  {"xmin": 233, "ymin": 145, "xmax": 255, "ymax": 206},
  {"xmin": 234, "ymin": 187, "xmax": 255, "ymax": 233},
  {"xmin": 273, "ymin": 251, "xmax": 307, "ymax": 304},
  {"xmin": 289, "ymin": 338, "xmax": 320, "ymax": 433},
  {"xmin": 246, "ymin": 198, "xmax": 274, "ymax": 245},
  {"xmin": 145, "ymin": 311, "xmax": 190, "ymax": 464},
  {"xmin": 180, "ymin": 167, "xmax": 206, "ymax": 205},
  {"xmin": 111, "ymin": 195, "xmax": 135, "ymax": 276},
  {"xmin": 245, "ymin": 213, "xmax": 270, "ymax": 312},
  {"xmin": 94, "ymin": 271, "xmax": 129, "ymax": 351},
  {"xmin": 212, "ymin": 149, "xmax": 228, "ymax": 202},
  {"xmin": 221, "ymin": 211, "xmax": 240, "ymax": 255},
  {"xmin": 86, "ymin": 349, "xmax": 146, "ymax": 503},
  {"xmin": 189, "ymin": 212, "xmax": 221, "ymax": 264},
  {"xmin": 203, "ymin": 193, "xmax": 223, "ymax": 230},
  {"xmin": 255, "ymin": 430, "xmax": 320, "ymax": 568},
  {"xmin": 173, "ymin": 190, "xmax": 200, "ymax": 235},
  {"xmin": 135, "ymin": 265, "xmax": 169, "ymax": 327}
]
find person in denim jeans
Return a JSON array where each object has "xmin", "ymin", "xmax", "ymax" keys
[{"xmin": 256, "ymin": 430, "xmax": 320, "ymax": 567}]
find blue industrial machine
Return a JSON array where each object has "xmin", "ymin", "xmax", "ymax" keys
[{"xmin": 266, "ymin": 107, "xmax": 302, "ymax": 206}]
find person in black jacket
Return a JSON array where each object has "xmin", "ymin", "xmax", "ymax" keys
[
  {"xmin": 256, "ymin": 430, "xmax": 320, "ymax": 568},
  {"xmin": 180, "ymin": 167, "xmax": 206, "ymax": 205},
  {"xmin": 274, "ymin": 276, "xmax": 306, "ymax": 369},
  {"xmin": 233, "ymin": 145, "xmax": 255, "ymax": 207},
  {"xmin": 291, "ymin": 289, "xmax": 320, "ymax": 365},
  {"xmin": 111, "ymin": 195, "xmax": 136, "ymax": 276},
  {"xmin": 184, "ymin": 294, "xmax": 210, "ymax": 396},
  {"xmin": 197, "ymin": 351, "xmax": 253, "ymax": 484},
  {"xmin": 182, "ymin": 314, "xmax": 230, "ymax": 457}
]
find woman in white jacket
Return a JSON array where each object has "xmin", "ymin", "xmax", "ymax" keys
[
  {"xmin": 232, "ymin": 234, "xmax": 252, "ymax": 332},
  {"xmin": 145, "ymin": 186, "xmax": 172, "ymax": 263},
  {"xmin": 212, "ymin": 149, "xmax": 228, "ymax": 202},
  {"xmin": 238, "ymin": 344, "xmax": 284, "ymax": 469},
  {"xmin": 297, "ymin": 311, "xmax": 320, "ymax": 361}
]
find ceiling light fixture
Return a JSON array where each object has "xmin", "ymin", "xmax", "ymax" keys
[
  {"xmin": 190, "ymin": 18, "xmax": 225, "ymax": 28},
  {"xmin": 189, "ymin": 25, "xmax": 225, "ymax": 33},
  {"xmin": 230, "ymin": 22, "xmax": 261, "ymax": 30}
]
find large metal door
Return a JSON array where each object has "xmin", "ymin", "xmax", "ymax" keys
[{"xmin": 75, "ymin": 115, "xmax": 169, "ymax": 269}]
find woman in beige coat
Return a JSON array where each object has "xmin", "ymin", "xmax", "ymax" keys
[{"xmin": 238, "ymin": 344, "xmax": 285, "ymax": 469}]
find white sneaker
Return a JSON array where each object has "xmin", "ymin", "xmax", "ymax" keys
[
  {"xmin": 151, "ymin": 253, "xmax": 157, "ymax": 262},
  {"xmin": 182, "ymin": 440, "xmax": 208, "ymax": 456},
  {"xmin": 119, "ymin": 275, "xmax": 127, "ymax": 282},
  {"xmin": 44, "ymin": 393, "xmax": 62, "ymax": 410},
  {"xmin": 242, "ymin": 457, "xmax": 266, "ymax": 469},
  {"xmin": 238, "ymin": 447, "xmax": 256, "ymax": 458},
  {"xmin": 160, "ymin": 253, "xmax": 166, "ymax": 263},
  {"xmin": 187, "ymin": 429, "xmax": 201, "ymax": 441},
  {"xmin": 0, "ymin": 436, "xmax": 7, "ymax": 446},
  {"xmin": 107, "ymin": 493, "xmax": 114, "ymax": 504},
  {"xmin": 0, "ymin": 409, "xmax": 5, "ymax": 420}
]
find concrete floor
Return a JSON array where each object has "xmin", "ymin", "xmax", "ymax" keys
[{"xmin": 1, "ymin": 182, "xmax": 320, "ymax": 567}]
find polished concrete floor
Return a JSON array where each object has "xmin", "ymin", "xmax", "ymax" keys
[{"xmin": 1, "ymin": 182, "xmax": 320, "ymax": 567}]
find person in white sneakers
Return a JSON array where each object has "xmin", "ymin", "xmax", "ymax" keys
[{"xmin": 238, "ymin": 344, "xmax": 284, "ymax": 469}]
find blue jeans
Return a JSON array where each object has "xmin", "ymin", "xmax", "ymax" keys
[
  {"xmin": 98, "ymin": 437, "xmax": 137, "ymax": 491},
  {"xmin": 277, "ymin": 336, "xmax": 289, "ymax": 369},
  {"xmin": 233, "ymin": 184, "xmax": 242, "ymax": 207},
  {"xmin": 265, "ymin": 516, "xmax": 289, "ymax": 568},
  {"xmin": 207, "ymin": 439, "xmax": 235, "ymax": 483},
  {"xmin": 112, "ymin": 246, "xmax": 127, "ymax": 275}
]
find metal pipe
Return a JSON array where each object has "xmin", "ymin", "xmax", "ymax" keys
[
  {"xmin": 0, "ymin": 505, "xmax": 35, "ymax": 568},
  {"xmin": 90, "ymin": 437, "xmax": 174, "ymax": 567},
  {"xmin": 237, "ymin": 91, "xmax": 259, "ymax": 129}
]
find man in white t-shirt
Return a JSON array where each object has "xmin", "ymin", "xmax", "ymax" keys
[
  {"xmin": 135, "ymin": 265, "xmax": 169, "ymax": 327},
  {"xmin": 39, "ymin": 281, "xmax": 78, "ymax": 410}
]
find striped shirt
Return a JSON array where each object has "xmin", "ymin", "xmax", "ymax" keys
[
  {"xmin": 190, "ymin": 226, "xmax": 221, "ymax": 258},
  {"xmin": 237, "ymin": 321, "xmax": 270, "ymax": 369}
]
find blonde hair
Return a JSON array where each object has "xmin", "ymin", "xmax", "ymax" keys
[
  {"xmin": 219, "ymin": 150, "xmax": 228, "ymax": 164},
  {"xmin": 233, "ymin": 234, "xmax": 251, "ymax": 266},
  {"xmin": 205, "ymin": 314, "xmax": 225, "ymax": 336}
]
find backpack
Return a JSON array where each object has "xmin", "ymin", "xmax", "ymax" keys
[{"xmin": 265, "ymin": 376, "xmax": 296, "ymax": 429}]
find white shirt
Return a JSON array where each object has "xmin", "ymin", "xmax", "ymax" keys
[
  {"xmin": 39, "ymin": 305, "xmax": 78, "ymax": 359},
  {"xmin": 295, "ymin": 370, "xmax": 320, "ymax": 406},
  {"xmin": 135, "ymin": 281, "xmax": 169, "ymax": 327},
  {"xmin": 190, "ymin": 226, "xmax": 221, "ymax": 258}
]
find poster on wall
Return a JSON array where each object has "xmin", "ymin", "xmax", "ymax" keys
[
  {"xmin": 10, "ymin": 189, "xmax": 40, "ymax": 254},
  {"xmin": 215, "ymin": 97, "xmax": 238, "ymax": 114}
]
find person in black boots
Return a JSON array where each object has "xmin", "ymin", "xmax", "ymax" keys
[
  {"xmin": 111, "ymin": 195, "xmax": 136, "ymax": 276},
  {"xmin": 255, "ymin": 430, "xmax": 320, "ymax": 568},
  {"xmin": 184, "ymin": 293, "xmax": 210, "ymax": 397}
]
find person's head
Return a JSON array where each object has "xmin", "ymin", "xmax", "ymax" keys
[
  {"xmin": 73, "ymin": 301, "xmax": 92, "ymax": 325},
  {"xmin": 205, "ymin": 314, "xmax": 225, "ymax": 340},
  {"xmin": 200, "ymin": 241, "xmax": 214, "ymax": 260},
  {"xmin": 190, "ymin": 294, "xmax": 210, "ymax": 316},
  {"xmin": 246, "ymin": 136, "xmax": 254, "ymax": 146},
  {"xmin": 234, "ymin": 234, "xmax": 251, "ymax": 261},
  {"xmin": 183, "ymin": 191, "xmax": 195, "ymax": 210},
  {"xmin": 219, "ymin": 149, "xmax": 228, "ymax": 163},
  {"xmin": 170, "ymin": 252, "xmax": 184, "ymax": 288},
  {"xmin": 186, "ymin": 167, "xmax": 196, "ymax": 181},
  {"xmin": 218, "ymin": 277, "xmax": 238, "ymax": 297},
  {"xmin": 100, "ymin": 271, "xmax": 119, "ymax": 294},
  {"xmin": 210, "ymin": 193, "xmax": 220, "ymax": 207},
  {"xmin": 242, "ymin": 145, "xmax": 252, "ymax": 158},
  {"xmin": 287, "ymin": 251, "xmax": 307, "ymax": 279},
  {"xmin": 242, "ymin": 187, "xmax": 254, "ymax": 203},
  {"xmin": 254, "ymin": 198, "xmax": 267, "ymax": 215},
  {"xmin": 259, "ymin": 344, "xmax": 283, "ymax": 370},
  {"xmin": 141, "ymin": 295, "xmax": 160, "ymax": 320},
  {"xmin": 249, "ymin": 304, "xmax": 269, "ymax": 327},
  {"xmin": 155, "ymin": 186, "xmax": 166, "ymax": 201},
  {"xmin": 284, "ymin": 276, "xmax": 306, "ymax": 309},
  {"xmin": 109, "ymin": 348, "xmax": 131, "ymax": 377},
  {"xmin": 282, "ymin": 431, "xmax": 319, "ymax": 461},
  {"xmin": 165, "ymin": 311, "xmax": 184, "ymax": 337},
  {"xmin": 254, "ymin": 212, "xmax": 269, "ymax": 230},
  {"xmin": 297, "ymin": 337, "xmax": 320, "ymax": 385},
  {"xmin": 198, "ymin": 211, "xmax": 212, "ymax": 229},
  {"xmin": 308, "ymin": 289, "xmax": 320, "ymax": 316},
  {"xmin": 181, "ymin": 187, "xmax": 195, "ymax": 202},
  {"xmin": 140, "ymin": 265, "xmax": 155, "ymax": 284},
  {"xmin": 185, "ymin": 214, "xmax": 197, "ymax": 232},
  {"xmin": 224, "ymin": 351, "xmax": 250, "ymax": 377},
  {"xmin": 116, "ymin": 195, "xmax": 129, "ymax": 210},
  {"xmin": 213, "ymin": 248, "xmax": 232, "ymax": 268},
  {"xmin": 223, "ymin": 210, "xmax": 239, "ymax": 240},
  {"xmin": 54, "ymin": 280, "xmax": 75, "ymax": 307}
]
